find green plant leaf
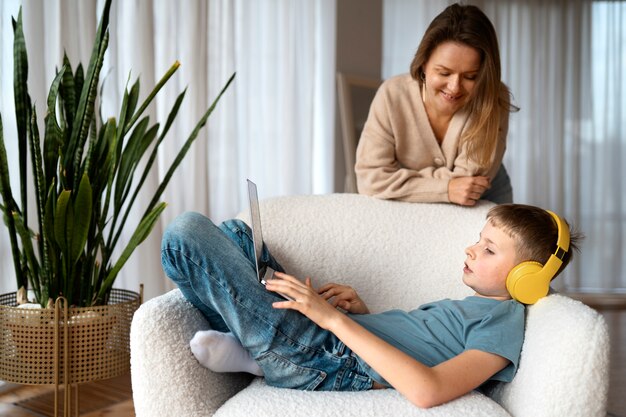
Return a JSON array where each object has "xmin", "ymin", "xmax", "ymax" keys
[
  {"xmin": 108, "ymin": 119, "xmax": 164, "ymax": 251},
  {"xmin": 74, "ymin": 64, "xmax": 84, "ymax": 114},
  {"xmin": 54, "ymin": 189, "xmax": 72, "ymax": 255},
  {"xmin": 124, "ymin": 61, "xmax": 180, "ymax": 136},
  {"xmin": 27, "ymin": 108, "xmax": 48, "ymax": 290},
  {"xmin": 42, "ymin": 183, "xmax": 56, "ymax": 242},
  {"xmin": 94, "ymin": 202, "xmax": 166, "ymax": 305},
  {"xmin": 42, "ymin": 180, "xmax": 59, "ymax": 295},
  {"xmin": 113, "ymin": 74, "xmax": 133, "ymax": 157},
  {"xmin": 43, "ymin": 66, "xmax": 66, "ymax": 188},
  {"xmin": 70, "ymin": 173, "xmax": 92, "ymax": 262},
  {"xmin": 60, "ymin": 55, "xmax": 76, "ymax": 131},
  {"xmin": 125, "ymin": 78, "xmax": 140, "ymax": 127},
  {"xmin": 13, "ymin": 8, "xmax": 32, "ymax": 228},
  {"xmin": 114, "ymin": 117, "xmax": 149, "ymax": 211},
  {"xmin": 11, "ymin": 211, "xmax": 40, "ymax": 302},
  {"xmin": 67, "ymin": 0, "xmax": 111, "ymax": 189},
  {"xmin": 0, "ymin": 115, "xmax": 26, "ymax": 289},
  {"xmin": 119, "ymin": 122, "xmax": 159, "ymax": 205},
  {"xmin": 88, "ymin": 119, "xmax": 114, "ymax": 197},
  {"xmin": 144, "ymin": 72, "xmax": 236, "ymax": 215},
  {"xmin": 96, "ymin": 118, "xmax": 117, "ymax": 220},
  {"xmin": 128, "ymin": 90, "xmax": 187, "ymax": 206},
  {"xmin": 164, "ymin": 90, "xmax": 187, "ymax": 133},
  {"xmin": 0, "ymin": 117, "xmax": 17, "ymax": 213},
  {"xmin": 83, "ymin": 102, "xmax": 100, "ymax": 174},
  {"xmin": 71, "ymin": 30, "xmax": 109, "ymax": 189}
]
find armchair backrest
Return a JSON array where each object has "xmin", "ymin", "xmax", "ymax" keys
[{"xmin": 241, "ymin": 193, "xmax": 491, "ymax": 312}]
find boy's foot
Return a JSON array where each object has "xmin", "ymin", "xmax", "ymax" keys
[{"xmin": 190, "ymin": 330, "xmax": 264, "ymax": 376}]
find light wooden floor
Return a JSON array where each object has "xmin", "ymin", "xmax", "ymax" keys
[
  {"xmin": 0, "ymin": 373, "xmax": 134, "ymax": 417},
  {"xmin": 0, "ymin": 308, "xmax": 624, "ymax": 417}
]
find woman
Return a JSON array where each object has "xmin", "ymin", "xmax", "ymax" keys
[{"xmin": 355, "ymin": 3, "xmax": 517, "ymax": 206}]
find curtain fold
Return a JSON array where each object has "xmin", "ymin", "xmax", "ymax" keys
[
  {"xmin": 0, "ymin": 0, "xmax": 337, "ymax": 300},
  {"xmin": 584, "ymin": 1, "xmax": 626, "ymax": 290},
  {"xmin": 383, "ymin": 0, "xmax": 625, "ymax": 293}
]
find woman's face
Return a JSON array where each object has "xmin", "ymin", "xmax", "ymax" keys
[{"xmin": 422, "ymin": 41, "xmax": 481, "ymax": 117}]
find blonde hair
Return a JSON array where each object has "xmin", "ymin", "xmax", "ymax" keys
[{"xmin": 410, "ymin": 3, "xmax": 518, "ymax": 167}]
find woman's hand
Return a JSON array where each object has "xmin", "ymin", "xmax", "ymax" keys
[
  {"xmin": 317, "ymin": 283, "xmax": 370, "ymax": 314},
  {"xmin": 266, "ymin": 272, "xmax": 344, "ymax": 330},
  {"xmin": 448, "ymin": 176, "xmax": 490, "ymax": 206}
]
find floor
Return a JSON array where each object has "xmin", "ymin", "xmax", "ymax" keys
[
  {"xmin": 0, "ymin": 373, "xmax": 134, "ymax": 417},
  {"xmin": 0, "ymin": 308, "xmax": 624, "ymax": 417}
]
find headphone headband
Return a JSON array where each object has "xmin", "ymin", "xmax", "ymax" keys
[{"xmin": 546, "ymin": 210, "xmax": 570, "ymax": 254}]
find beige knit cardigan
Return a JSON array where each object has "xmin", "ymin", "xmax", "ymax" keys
[{"xmin": 355, "ymin": 73, "xmax": 507, "ymax": 203}]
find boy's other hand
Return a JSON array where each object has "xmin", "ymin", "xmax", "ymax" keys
[{"xmin": 317, "ymin": 283, "xmax": 370, "ymax": 314}]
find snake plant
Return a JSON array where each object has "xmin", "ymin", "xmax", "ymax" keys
[{"xmin": 0, "ymin": 0, "xmax": 234, "ymax": 307}]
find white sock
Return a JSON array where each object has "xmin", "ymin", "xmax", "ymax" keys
[{"xmin": 190, "ymin": 330, "xmax": 264, "ymax": 376}]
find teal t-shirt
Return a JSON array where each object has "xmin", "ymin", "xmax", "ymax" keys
[{"xmin": 349, "ymin": 296, "xmax": 525, "ymax": 386}]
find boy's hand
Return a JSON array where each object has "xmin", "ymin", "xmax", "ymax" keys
[
  {"xmin": 317, "ymin": 283, "xmax": 370, "ymax": 314},
  {"xmin": 266, "ymin": 272, "xmax": 344, "ymax": 330}
]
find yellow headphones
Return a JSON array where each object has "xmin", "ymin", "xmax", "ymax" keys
[{"xmin": 506, "ymin": 210, "xmax": 570, "ymax": 305}]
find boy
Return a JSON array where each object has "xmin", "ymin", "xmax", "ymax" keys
[{"xmin": 161, "ymin": 204, "xmax": 580, "ymax": 408}]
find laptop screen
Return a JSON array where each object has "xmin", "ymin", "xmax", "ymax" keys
[{"xmin": 247, "ymin": 179, "xmax": 265, "ymax": 281}]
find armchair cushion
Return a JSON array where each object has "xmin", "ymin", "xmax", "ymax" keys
[{"xmin": 214, "ymin": 378, "xmax": 512, "ymax": 417}]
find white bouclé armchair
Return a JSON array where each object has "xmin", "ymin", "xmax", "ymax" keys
[{"xmin": 130, "ymin": 194, "xmax": 609, "ymax": 417}]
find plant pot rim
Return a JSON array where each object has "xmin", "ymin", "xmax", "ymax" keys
[{"xmin": 0, "ymin": 287, "xmax": 142, "ymax": 310}]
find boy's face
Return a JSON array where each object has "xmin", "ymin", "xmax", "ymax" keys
[{"xmin": 463, "ymin": 220, "xmax": 518, "ymax": 300}]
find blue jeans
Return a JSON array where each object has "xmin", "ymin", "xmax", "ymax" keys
[
  {"xmin": 161, "ymin": 212, "xmax": 374, "ymax": 391},
  {"xmin": 482, "ymin": 164, "xmax": 513, "ymax": 204}
]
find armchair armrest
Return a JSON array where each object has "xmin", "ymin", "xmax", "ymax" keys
[
  {"xmin": 488, "ymin": 294, "xmax": 609, "ymax": 417},
  {"xmin": 131, "ymin": 289, "xmax": 253, "ymax": 417}
]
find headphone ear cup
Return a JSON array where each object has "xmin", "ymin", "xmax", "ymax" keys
[{"xmin": 506, "ymin": 261, "xmax": 549, "ymax": 304}]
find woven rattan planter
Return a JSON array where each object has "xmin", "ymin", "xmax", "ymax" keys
[{"xmin": 0, "ymin": 288, "xmax": 141, "ymax": 386}]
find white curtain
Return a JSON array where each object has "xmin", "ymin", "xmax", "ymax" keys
[
  {"xmin": 383, "ymin": 0, "xmax": 625, "ymax": 293},
  {"xmin": 0, "ymin": 0, "xmax": 337, "ymax": 300}
]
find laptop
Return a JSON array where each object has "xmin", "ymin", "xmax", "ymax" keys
[{"xmin": 246, "ymin": 179, "xmax": 293, "ymax": 300}]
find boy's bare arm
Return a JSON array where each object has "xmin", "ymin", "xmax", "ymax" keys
[
  {"xmin": 267, "ymin": 272, "xmax": 509, "ymax": 408},
  {"xmin": 329, "ymin": 311, "xmax": 509, "ymax": 408}
]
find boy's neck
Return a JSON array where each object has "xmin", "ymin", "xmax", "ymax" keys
[{"xmin": 473, "ymin": 292, "xmax": 512, "ymax": 302}]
